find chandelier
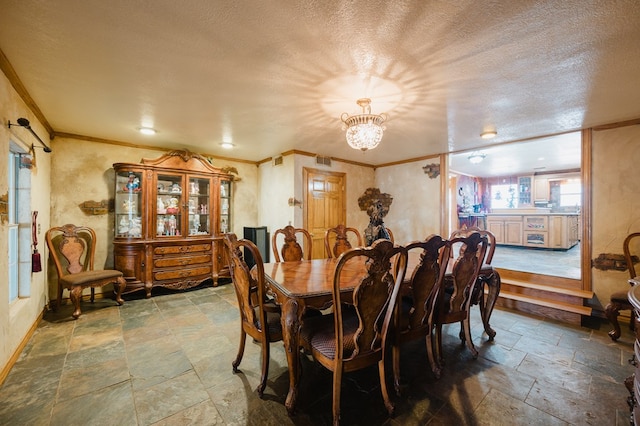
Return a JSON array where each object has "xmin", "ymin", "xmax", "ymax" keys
[{"xmin": 341, "ymin": 98, "xmax": 387, "ymax": 151}]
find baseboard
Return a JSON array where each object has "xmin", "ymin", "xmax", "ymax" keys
[{"xmin": 0, "ymin": 307, "xmax": 45, "ymax": 386}]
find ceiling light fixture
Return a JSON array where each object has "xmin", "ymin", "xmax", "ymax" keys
[
  {"xmin": 341, "ymin": 98, "xmax": 387, "ymax": 152},
  {"xmin": 139, "ymin": 127, "xmax": 157, "ymax": 135},
  {"xmin": 468, "ymin": 152, "xmax": 487, "ymax": 164},
  {"xmin": 220, "ymin": 142, "xmax": 234, "ymax": 149},
  {"xmin": 480, "ymin": 130, "xmax": 497, "ymax": 139}
]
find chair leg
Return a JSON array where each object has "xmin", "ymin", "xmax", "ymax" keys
[
  {"xmin": 90, "ymin": 287, "xmax": 95, "ymax": 303},
  {"xmin": 605, "ymin": 302, "xmax": 623, "ymax": 341},
  {"xmin": 256, "ymin": 337, "xmax": 270, "ymax": 397},
  {"xmin": 114, "ymin": 277, "xmax": 126, "ymax": 305},
  {"xmin": 332, "ymin": 366, "xmax": 343, "ymax": 426},
  {"xmin": 462, "ymin": 316, "xmax": 478, "ymax": 359},
  {"xmin": 378, "ymin": 358, "xmax": 395, "ymax": 417},
  {"xmin": 392, "ymin": 341, "xmax": 401, "ymax": 395},
  {"xmin": 69, "ymin": 286, "xmax": 83, "ymax": 319},
  {"xmin": 232, "ymin": 328, "xmax": 247, "ymax": 372},
  {"xmin": 426, "ymin": 332, "xmax": 441, "ymax": 379}
]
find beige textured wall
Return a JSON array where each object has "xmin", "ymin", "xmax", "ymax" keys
[
  {"xmin": 49, "ymin": 138, "xmax": 259, "ymax": 300},
  {"xmin": 258, "ymin": 155, "xmax": 295, "ymax": 235},
  {"xmin": 0, "ymin": 70, "xmax": 51, "ymax": 373},
  {"xmin": 375, "ymin": 158, "xmax": 442, "ymax": 245},
  {"xmin": 591, "ymin": 125, "xmax": 640, "ymax": 308}
]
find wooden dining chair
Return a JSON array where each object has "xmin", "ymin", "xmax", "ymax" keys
[
  {"xmin": 271, "ymin": 225, "xmax": 313, "ymax": 262},
  {"xmin": 299, "ymin": 239, "xmax": 408, "ymax": 425},
  {"xmin": 392, "ymin": 234, "xmax": 450, "ymax": 390},
  {"xmin": 223, "ymin": 233, "xmax": 283, "ymax": 397},
  {"xmin": 324, "ymin": 224, "xmax": 363, "ymax": 258},
  {"xmin": 386, "ymin": 227, "xmax": 394, "ymax": 244},
  {"xmin": 605, "ymin": 232, "xmax": 640, "ymax": 340},
  {"xmin": 449, "ymin": 226, "xmax": 497, "ymax": 340},
  {"xmin": 45, "ymin": 224, "xmax": 126, "ymax": 319},
  {"xmin": 432, "ymin": 232, "xmax": 488, "ymax": 375}
]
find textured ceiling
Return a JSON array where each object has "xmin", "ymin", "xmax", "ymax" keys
[{"xmin": 0, "ymin": 0, "xmax": 639, "ymax": 171}]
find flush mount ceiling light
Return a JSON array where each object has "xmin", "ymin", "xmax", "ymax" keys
[
  {"xmin": 341, "ymin": 98, "xmax": 387, "ymax": 152},
  {"xmin": 138, "ymin": 127, "xmax": 157, "ymax": 135},
  {"xmin": 220, "ymin": 142, "xmax": 234, "ymax": 149},
  {"xmin": 468, "ymin": 152, "xmax": 487, "ymax": 164},
  {"xmin": 480, "ymin": 130, "xmax": 497, "ymax": 139}
]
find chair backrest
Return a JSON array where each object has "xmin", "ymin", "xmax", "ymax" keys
[
  {"xmin": 45, "ymin": 224, "xmax": 96, "ymax": 277},
  {"xmin": 386, "ymin": 228, "xmax": 395, "ymax": 244},
  {"xmin": 332, "ymin": 239, "xmax": 408, "ymax": 362},
  {"xmin": 400, "ymin": 235, "xmax": 451, "ymax": 333},
  {"xmin": 449, "ymin": 226, "xmax": 495, "ymax": 265},
  {"xmin": 271, "ymin": 225, "xmax": 312, "ymax": 262},
  {"xmin": 624, "ymin": 232, "xmax": 640, "ymax": 280},
  {"xmin": 437, "ymin": 232, "xmax": 488, "ymax": 320},
  {"xmin": 324, "ymin": 224, "xmax": 363, "ymax": 258},
  {"xmin": 224, "ymin": 233, "xmax": 271, "ymax": 337}
]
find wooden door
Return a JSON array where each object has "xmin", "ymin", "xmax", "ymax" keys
[{"xmin": 304, "ymin": 168, "xmax": 346, "ymax": 259}]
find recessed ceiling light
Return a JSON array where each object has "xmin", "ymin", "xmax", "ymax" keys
[
  {"xmin": 480, "ymin": 130, "xmax": 497, "ymax": 139},
  {"xmin": 220, "ymin": 142, "xmax": 234, "ymax": 149},
  {"xmin": 139, "ymin": 127, "xmax": 157, "ymax": 135}
]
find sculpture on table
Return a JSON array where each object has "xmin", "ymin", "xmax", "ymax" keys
[{"xmin": 358, "ymin": 188, "xmax": 393, "ymax": 246}]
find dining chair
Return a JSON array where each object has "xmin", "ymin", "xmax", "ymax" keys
[
  {"xmin": 432, "ymin": 232, "xmax": 488, "ymax": 375},
  {"xmin": 45, "ymin": 224, "xmax": 126, "ymax": 319},
  {"xmin": 299, "ymin": 239, "xmax": 408, "ymax": 425},
  {"xmin": 324, "ymin": 224, "xmax": 363, "ymax": 258},
  {"xmin": 605, "ymin": 232, "xmax": 640, "ymax": 340},
  {"xmin": 271, "ymin": 225, "xmax": 313, "ymax": 262},
  {"xmin": 223, "ymin": 233, "xmax": 283, "ymax": 397},
  {"xmin": 392, "ymin": 234, "xmax": 450, "ymax": 391},
  {"xmin": 386, "ymin": 228, "xmax": 395, "ymax": 244},
  {"xmin": 449, "ymin": 226, "xmax": 497, "ymax": 339}
]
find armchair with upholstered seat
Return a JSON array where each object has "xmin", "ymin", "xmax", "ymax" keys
[
  {"xmin": 392, "ymin": 234, "xmax": 450, "ymax": 389},
  {"xmin": 324, "ymin": 224, "xmax": 363, "ymax": 258},
  {"xmin": 432, "ymin": 232, "xmax": 488, "ymax": 376},
  {"xmin": 605, "ymin": 232, "xmax": 640, "ymax": 341},
  {"xmin": 299, "ymin": 239, "xmax": 408, "ymax": 424},
  {"xmin": 223, "ymin": 233, "xmax": 283, "ymax": 397},
  {"xmin": 271, "ymin": 225, "xmax": 312, "ymax": 262},
  {"xmin": 45, "ymin": 224, "xmax": 125, "ymax": 319}
]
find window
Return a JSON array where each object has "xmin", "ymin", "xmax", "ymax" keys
[
  {"xmin": 490, "ymin": 184, "xmax": 518, "ymax": 209},
  {"xmin": 560, "ymin": 180, "xmax": 581, "ymax": 207},
  {"xmin": 8, "ymin": 142, "xmax": 31, "ymax": 303}
]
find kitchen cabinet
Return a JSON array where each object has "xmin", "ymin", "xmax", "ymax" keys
[
  {"xmin": 518, "ymin": 176, "xmax": 533, "ymax": 207},
  {"xmin": 487, "ymin": 213, "xmax": 578, "ymax": 249},
  {"xmin": 113, "ymin": 150, "xmax": 233, "ymax": 297},
  {"xmin": 534, "ymin": 177, "xmax": 549, "ymax": 201},
  {"xmin": 487, "ymin": 215, "xmax": 523, "ymax": 245}
]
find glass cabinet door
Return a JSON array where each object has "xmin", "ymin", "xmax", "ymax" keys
[
  {"xmin": 156, "ymin": 174, "xmax": 184, "ymax": 237},
  {"xmin": 115, "ymin": 170, "xmax": 143, "ymax": 238},
  {"xmin": 220, "ymin": 179, "xmax": 231, "ymax": 233},
  {"xmin": 188, "ymin": 176, "xmax": 211, "ymax": 236}
]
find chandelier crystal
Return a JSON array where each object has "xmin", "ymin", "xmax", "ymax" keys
[{"xmin": 341, "ymin": 98, "xmax": 387, "ymax": 151}]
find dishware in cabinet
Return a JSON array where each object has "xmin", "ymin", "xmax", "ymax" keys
[
  {"xmin": 115, "ymin": 170, "xmax": 144, "ymax": 238},
  {"xmin": 220, "ymin": 179, "xmax": 231, "ymax": 233},
  {"xmin": 113, "ymin": 150, "xmax": 233, "ymax": 297}
]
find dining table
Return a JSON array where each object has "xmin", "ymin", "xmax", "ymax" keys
[{"xmin": 262, "ymin": 253, "xmax": 501, "ymax": 415}]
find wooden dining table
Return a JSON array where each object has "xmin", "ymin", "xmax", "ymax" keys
[{"xmin": 262, "ymin": 253, "xmax": 501, "ymax": 415}]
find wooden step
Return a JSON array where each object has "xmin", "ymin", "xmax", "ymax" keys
[
  {"xmin": 497, "ymin": 289, "xmax": 592, "ymax": 316},
  {"xmin": 500, "ymin": 277, "xmax": 593, "ymax": 300}
]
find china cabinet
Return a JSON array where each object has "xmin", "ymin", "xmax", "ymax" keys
[{"xmin": 113, "ymin": 150, "xmax": 233, "ymax": 297}]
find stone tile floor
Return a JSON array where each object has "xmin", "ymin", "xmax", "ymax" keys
[{"xmin": 0, "ymin": 283, "xmax": 634, "ymax": 425}]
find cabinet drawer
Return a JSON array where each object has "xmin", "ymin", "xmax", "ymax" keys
[
  {"xmin": 154, "ymin": 244, "xmax": 211, "ymax": 255},
  {"xmin": 524, "ymin": 231, "xmax": 548, "ymax": 247},
  {"xmin": 154, "ymin": 254, "xmax": 211, "ymax": 268},
  {"xmin": 154, "ymin": 265, "xmax": 212, "ymax": 281}
]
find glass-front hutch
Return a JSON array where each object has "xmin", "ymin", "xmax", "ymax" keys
[{"xmin": 113, "ymin": 150, "xmax": 233, "ymax": 297}]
